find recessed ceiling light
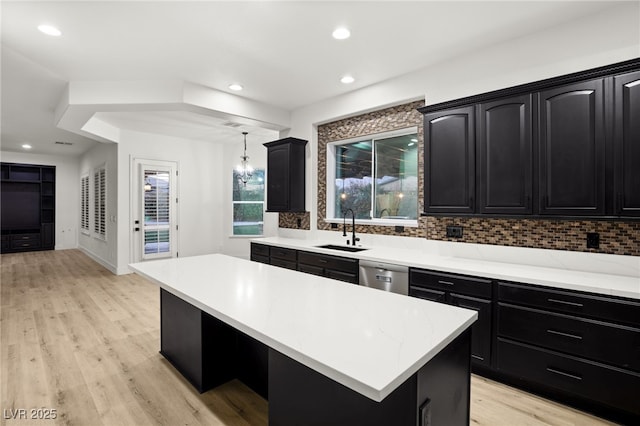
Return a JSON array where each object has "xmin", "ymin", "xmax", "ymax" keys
[
  {"xmin": 38, "ymin": 25, "xmax": 62, "ymax": 37},
  {"xmin": 229, "ymin": 83, "xmax": 243, "ymax": 91},
  {"xmin": 22, "ymin": 144, "xmax": 32, "ymax": 149},
  {"xmin": 340, "ymin": 75, "xmax": 355, "ymax": 84},
  {"xmin": 332, "ymin": 27, "xmax": 351, "ymax": 40}
]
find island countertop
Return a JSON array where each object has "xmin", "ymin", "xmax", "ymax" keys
[{"xmin": 130, "ymin": 253, "xmax": 477, "ymax": 402}]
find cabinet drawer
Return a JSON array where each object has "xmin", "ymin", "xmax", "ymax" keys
[
  {"xmin": 298, "ymin": 251, "xmax": 358, "ymax": 274},
  {"xmin": 497, "ymin": 338, "xmax": 640, "ymax": 418},
  {"xmin": 409, "ymin": 269, "xmax": 492, "ymax": 298},
  {"xmin": 269, "ymin": 247, "xmax": 297, "ymax": 262},
  {"xmin": 326, "ymin": 269, "xmax": 357, "ymax": 284},
  {"xmin": 498, "ymin": 303, "xmax": 640, "ymax": 372},
  {"xmin": 10, "ymin": 233, "xmax": 41, "ymax": 249},
  {"xmin": 409, "ymin": 286, "xmax": 446, "ymax": 303},
  {"xmin": 250, "ymin": 243, "xmax": 270, "ymax": 258},
  {"xmin": 269, "ymin": 258, "xmax": 297, "ymax": 271},
  {"xmin": 297, "ymin": 263, "xmax": 324, "ymax": 277},
  {"xmin": 498, "ymin": 281, "xmax": 640, "ymax": 327},
  {"xmin": 250, "ymin": 254, "xmax": 269, "ymax": 264}
]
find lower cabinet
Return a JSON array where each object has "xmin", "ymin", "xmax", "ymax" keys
[
  {"xmin": 297, "ymin": 251, "xmax": 359, "ymax": 284},
  {"xmin": 249, "ymin": 243, "xmax": 359, "ymax": 284},
  {"xmin": 496, "ymin": 281, "xmax": 640, "ymax": 423},
  {"xmin": 409, "ymin": 268, "xmax": 493, "ymax": 368},
  {"xmin": 250, "ymin": 242, "xmax": 640, "ymax": 423}
]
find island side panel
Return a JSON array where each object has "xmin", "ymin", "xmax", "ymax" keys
[
  {"xmin": 417, "ymin": 329, "xmax": 471, "ymax": 426},
  {"xmin": 268, "ymin": 349, "xmax": 418, "ymax": 426},
  {"xmin": 160, "ymin": 289, "xmax": 237, "ymax": 393}
]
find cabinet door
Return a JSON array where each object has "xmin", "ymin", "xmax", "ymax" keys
[
  {"xmin": 478, "ymin": 95, "xmax": 533, "ymax": 214},
  {"xmin": 538, "ymin": 79, "xmax": 605, "ymax": 215},
  {"xmin": 614, "ymin": 70, "xmax": 640, "ymax": 216},
  {"xmin": 266, "ymin": 143, "xmax": 291, "ymax": 212},
  {"xmin": 424, "ymin": 106, "xmax": 475, "ymax": 213},
  {"xmin": 451, "ymin": 293, "xmax": 492, "ymax": 367}
]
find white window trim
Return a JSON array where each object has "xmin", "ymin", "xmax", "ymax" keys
[
  {"xmin": 80, "ymin": 173, "xmax": 90, "ymax": 235},
  {"xmin": 325, "ymin": 126, "xmax": 419, "ymax": 226}
]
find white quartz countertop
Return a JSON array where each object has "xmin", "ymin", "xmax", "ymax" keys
[
  {"xmin": 254, "ymin": 237, "xmax": 640, "ymax": 300},
  {"xmin": 130, "ymin": 254, "xmax": 477, "ymax": 402}
]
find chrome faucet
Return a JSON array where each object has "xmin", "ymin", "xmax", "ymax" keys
[{"xmin": 342, "ymin": 208, "xmax": 360, "ymax": 246}]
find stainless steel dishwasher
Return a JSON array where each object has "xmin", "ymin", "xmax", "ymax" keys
[{"xmin": 359, "ymin": 260, "xmax": 409, "ymax": 295}]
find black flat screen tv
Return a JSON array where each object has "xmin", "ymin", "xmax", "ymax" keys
[{"xmin": 1, "ymin": 182, "xmax": 41, "ymax": 230}]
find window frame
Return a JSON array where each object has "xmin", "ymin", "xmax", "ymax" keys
[
  {"xmin": 325, "ymin": 127, "xmax": 419, "ymax": 227},
  {"xmin": 231, "ymin": 168, "xmax": 265, "ymax": 237}
]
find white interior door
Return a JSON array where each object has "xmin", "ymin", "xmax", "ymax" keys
[{"xmin": 132, "ymin": 159, "xmax": 178, "ymax": 262}]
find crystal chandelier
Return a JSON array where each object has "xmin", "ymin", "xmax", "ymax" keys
[{"xmin": 236, "ymin": 131, "xmax": 253, "ymax": 186}]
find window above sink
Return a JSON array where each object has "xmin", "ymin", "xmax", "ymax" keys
[{"xmin": 325, "ymin": 127, "xmax": 419, "ymax": 227}]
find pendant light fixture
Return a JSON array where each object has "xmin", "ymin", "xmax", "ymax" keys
[{"xmin": 236, "ymin": 131, "xmax": 253, "ymax": 186}]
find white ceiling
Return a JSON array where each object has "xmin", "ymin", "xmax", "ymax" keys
[{"xmin": 0, "ymin": 1, "xmax": 627, "ymax": 156}]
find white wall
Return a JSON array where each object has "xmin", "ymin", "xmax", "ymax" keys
[
  {"xmin": 78, "ymin": 142, "xmax": 118, "ymax": 271},
  {"xmin": 116, "ymin": 129, "xmax": 227, "ymax": 273},
  {"xmin": 1, "ymin": 150, "xmax": 80, "ymax": 250},
  {"xmin": 285, "ymin": 3, "xmax": 640, "ymax": 238}
]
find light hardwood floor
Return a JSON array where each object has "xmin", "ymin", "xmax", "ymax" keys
[{"xmin": 1, "ymin": 250, "xmax": 615, "ymax": 425}]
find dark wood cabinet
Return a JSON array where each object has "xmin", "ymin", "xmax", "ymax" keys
[
  {"xmin": 496, "ymin": 281, "xmax": 640, "ymax": 422},
  {"xmin": 614, "ymin": 70, "xmax": 640, "ymax": 216},
  {"xmin": 264, "ymin": 137, "xmax": 307, "ymax": 212},
  {"xmin": 419, "ymin": 58, "xmax": 640, "ymax": 219},
  {"xmin": 297, "ymin": 251, "xmax": 359, "ymax": 284},
  {"xmin": 250, "ymin": 243, "xmax": 359, "ymax": 284},
  {"xmin": 538, "ymin": 79, "xmax": 606, "ymax": 215},
  {"xmin": 409, "ymin": 268, "xmax": 492, "ymax": 368},
  {"xmin": 1, "ymin": 162, "xmax": 55, "ymax": 253},
  {"xmin": 424, "ymin": 106, "xmax": 475, "ymax": 213},
  {"xmin": 477, "ymin": 94, "xmax": 533, "ymax": 214}
]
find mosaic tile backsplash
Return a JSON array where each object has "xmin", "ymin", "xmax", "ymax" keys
[{"xmin": 278, "ymin": 100, "xmax": 640, "ymax": 257}]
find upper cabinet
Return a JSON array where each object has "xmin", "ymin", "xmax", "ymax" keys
[
  {"xmin": 477, "ymin": 94, "xmax": 533, "ymax": 214},
  {"xmin": 264, "ymin": 137, "xmax": 307, "ymax": 212},
  {"xmin": 424, "ymin": 106, "xmax": 475, "ymax": 214},
  {"xmin": 418, "ymin": 58, "xmax": 640, "ymax": 219},
  {"xmin": 614, "ymin": 70, "xmax": 640, "ymax": 217},
  {"xmin": 538, "ymin": 79, "xmax": 605, "ymax": 215}
]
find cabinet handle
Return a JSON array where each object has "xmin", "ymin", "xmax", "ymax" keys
[
  {"xmin": 21, "ymin": 243, "xmax": 30, "ymax": 247},
  {"xmin": 547, "ymin": 298, "xmax": 583, "ymax": 308},
  {"xmin": 526, "ymin": 195, "xmax": 531, "ymax": 209},
  {"xmin": 438, "ymin": 280, "xmax": 454, "ymax": 286},
  {"xmin": 318, "ymin": 259, "xmax": 328, "ymax": 264},
  {"xmin": 546, "ymin": 367, "xmax": 582, "ymax": 381},
  {"xmin": 471, "ymin": 354, "xmax": 484, "ymax": 361},
  {"xmin": 546, "ymin": 329, "xmax": 583, "ymax": 340}
]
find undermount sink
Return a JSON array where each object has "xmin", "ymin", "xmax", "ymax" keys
[{"xmin": 316, "ymin": 244, "xmax": 369, "ymax": 253}]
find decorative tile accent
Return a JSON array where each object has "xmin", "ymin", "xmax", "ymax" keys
[
  {"xmin": 309, "ymin": 100, "xmax": 639, "ymax": 257},
  {"xmin": 279, "ymin": 211, "xmax": 311, "ymax": 230},
  {"xmin": 316, "ymin": 101, "xmax": 425, "ymax": 237}
]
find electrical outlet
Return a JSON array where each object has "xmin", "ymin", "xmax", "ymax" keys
[
  {"xmin": 297, "ymin": 218, "xmax": 302, "ymax": 228},
  {"xmin": 330, "ymin": 223, "xmax": 338, "ymax": 229},
  {"xmin": 395, "ymin": 226, "xmax": 404, "ymax": 233},
  {"xmin": 586, "ymin": 232, "xmax": 600, "ymax": 249},
  {"xmin": 446, "ymin": 225, "xmax": 463, "ymax": 238}
]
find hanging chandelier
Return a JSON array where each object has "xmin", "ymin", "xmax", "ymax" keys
[{"xmin": 236, "ymin": 131, "xmax": 253, "ymax": 186}]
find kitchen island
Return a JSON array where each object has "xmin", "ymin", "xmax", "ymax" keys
[{"xmin": 130, "ymin": 254, "xmax": 477, "ymax": 426}]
